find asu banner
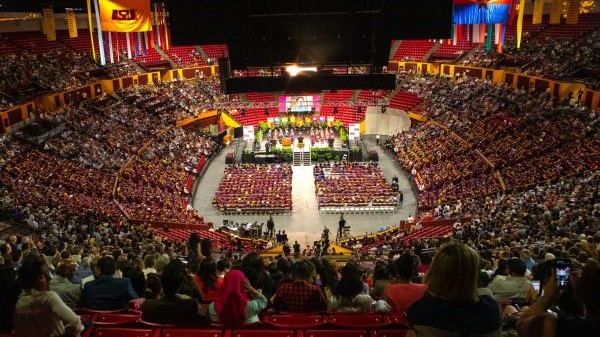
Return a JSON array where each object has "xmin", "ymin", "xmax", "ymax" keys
[
  {"xmin": 66, "ymin": 9, "xmax": 78, "ymax": 38},
  {"xmin": 99, "ymin": 0, "xmax": 152, "ymax": 32}
]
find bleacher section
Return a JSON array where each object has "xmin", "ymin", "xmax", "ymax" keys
[
  {"xmin": 5, "ymin": 31, "xmax": 67, "ymax": 53},
  {"xmin": 246, "ymin": 92, "xmax": 276, "ymax": 102},
  {"xmin": 392, "ymin": 40, "xmax": 434, "ymax": 61},
  {"xmin": 57, "ymin": 29, "xmax": 100, "ymax": 54},
  {"xmin": 201, "ymin": 44, "xmax": 228, "ymax": 59},
  {"xmin": 387, "ymin": 92, "xmax": 422, "ymax": 111},
  {"xmin": 434, "ymin": 41, "xmax": 473, "ymax": 59},
  {"xmin": 323, "ymin": 90, "xmax": 353, "ymax": 103},
  {"xmin": 165, "ymin": 46, "xmax": 205, "ymax": 67},
  {"xmin": 319, "ymin": 106, "xmax": 365, "ymax": 125},
  {"xmin": 234, "ymin": 108, "xmax": 279, "ymax": 127}
]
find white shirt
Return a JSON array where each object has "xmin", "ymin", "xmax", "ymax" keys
[{"xmin": 13, "ymin": 289, "xmax": 83, "ymax": 337}]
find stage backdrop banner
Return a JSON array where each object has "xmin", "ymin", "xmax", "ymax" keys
[
  {"xmin": 66, "ymin": 9, "xmax": 78, "ymax": 38},
  {"xmin": 99, "ymin": 0, "xmax": 152, "ymax": 32}
]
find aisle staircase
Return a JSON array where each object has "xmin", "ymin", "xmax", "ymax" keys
[{"xmin": 293, "ymin": 149, "xmax": 311, "ymax": 166}]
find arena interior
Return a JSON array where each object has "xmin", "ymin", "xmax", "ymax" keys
[{"xmin": 0, "ymin": 0, "xmax": 599, "ymax": 337}]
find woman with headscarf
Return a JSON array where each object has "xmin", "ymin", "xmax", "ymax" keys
[{"xmin": 208, "ymin": 270, "xmax": 267, "ymax": 326}]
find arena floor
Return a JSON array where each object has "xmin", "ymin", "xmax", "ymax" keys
[{"xmin": 192, "ymin": 135, "xmax": 417, "ymax": 246}]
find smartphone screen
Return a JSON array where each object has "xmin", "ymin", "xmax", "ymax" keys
[
  {"xmin": 555, "ymin": 258, "xmax": 571, "ymax": 289},
  {"xmin": 532, "ymin": 280, "xmax": 540, "ymax": 293}
]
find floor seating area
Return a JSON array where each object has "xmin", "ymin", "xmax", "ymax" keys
[
  {"xmin": 315, "ymin": 163, "xmax": 397, "ymax": 210},
  {"xmin": 213, "ymin": 164, "xmax": 293, "ymax": 214}
]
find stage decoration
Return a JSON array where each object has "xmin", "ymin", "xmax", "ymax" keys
[
  {"xmin": 453, "ymin": 1, "xmax": 511, "ymax": 51},
  {"xmin": 99, "ymin": 0, "xmax": 152, "ymax": 32}
]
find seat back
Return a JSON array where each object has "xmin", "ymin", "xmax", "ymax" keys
[
  {"xmin": 230, "ymin": 330, "xmax": 295, "ymax": 337},
  {"xmin": 93, "ymin": 327, "xmax": 158, "ymax": 337},
  {"xmin": 328, "ymin": 314, "xmax": 390, "ymax": 328},
  {"xmin": 305, "ymin": 330, "xmax": 368, "ymax": 337},
  {"xmin": 161, "ymin": 329, "xmax": 222, "ymax": 337},
  {"xmin": 93, "ymin": 314, "xmax": 140, "ymax": 326},
  {"xmin": 267, "ymin": 314, "xmax": 325, "ymax": 328}
]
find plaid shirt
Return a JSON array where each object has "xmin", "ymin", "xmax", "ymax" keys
[{"xmin": 273, "ymin": 280, "xmax": 328, "ymax": 312}]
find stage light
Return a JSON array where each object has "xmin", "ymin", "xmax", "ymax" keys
[{"xmin": 286, "ymin": 65, "xmax": 317, "ymax": 77}]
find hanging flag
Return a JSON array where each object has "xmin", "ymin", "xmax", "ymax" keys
[
  {"xmin": 66, "ymin": 8, "xmax": 78, "ymax": 38},
  {"xmin": 86, "ymin": 0, "xmax": 96, "ymax": 60},
  {"xmin": 479, "ymin": 24, "xmax": 487, "ymax": 44},
  {"xmin": 532, "ymin": 0, "xmax": 545, "ymax": 24},
  {"xmin": 549, "ymin": 0, "xmax": 562, "ymax": 24},
  {"xmin": 508, "ymin": 0, "xmax": 519, "ymax": 26},
  {"xmin": 43, "ymin": 5, "xmax": 56, "ymax": 41},
  {"xmin": 516, "ymin": 0, "xmax": 525, "ymax": 49},
  {"xmin": 452, "ymin": 24, "xmax": 458, "ymax": 46},
  {"xmin": 485, "ymin": 24, "xmax": 493, "ymax": 51},
  {"xmin": 494, "ymin": 24, "xmax": 502, "ymax": 45},
  {"xmin": 472, "ymin": 23, "xmax": 480, "ymax": 44},
  {"xmin": 99, "ymin": 0, "xmax": 152, "ymax": 32},
  {"xmin": 162, "ymin": 2, "xmax": 169, "ymax": 51},
  {"xmin": 566, "ymin": 0, "xmax": 580, "ymax": 24}
]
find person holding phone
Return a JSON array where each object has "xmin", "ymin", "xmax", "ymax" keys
[{"xmin": 517, "ymin": 259, "xmax": 600, "ymax": 337}]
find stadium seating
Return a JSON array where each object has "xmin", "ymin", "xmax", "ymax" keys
[
  {"xmin": 387, "ymin": 92, "xmax": 422, "ymax": 111},
  {"xmin": 392, "ymin": 40, "xmax": 434, "ymax": 61},
  {"xmin": 201, "ymin": 44, "xmax": 229, "ymax": 59}
]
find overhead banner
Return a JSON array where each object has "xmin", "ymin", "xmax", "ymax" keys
[
  {"xmin": 549, "ymin": 0, "xmax": 563, "ymax": 24},
  {"xmin": 66, "ymin": 9, "xmax": 78, "ymax": 38},
  {"xmin": 532, "ymin": 0, "xmax": 545, "ymax": 24},
  {"xmin": 453, "ymin": 0, "xmax": 512, "ymax": 24},
  {"xmin": 99, "ymin": 0, "xmax": 152, "ymax": 32},
  {"xmin": 43, "ymin": 6, "xmax": 56, "ymax": 41}
]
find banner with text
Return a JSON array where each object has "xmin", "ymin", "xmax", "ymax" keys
[
  {"xmin": 43, "ymin": 6, "xmax": 56, "ymax": 41},
  {"xmin": 66, "ymin": 9, "xmax": 78, "ymax": 38},
  {"xmin": 99, "ymin": 0, "xmax": 152, "ymax": 32}
]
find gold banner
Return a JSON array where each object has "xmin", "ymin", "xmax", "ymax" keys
[
  {"xmin": 566, "ymin": 0, "xmax": 580, "ymax": 24},
  {"xmin": 99, "ymin": 0, "xmax": 152, "ymax": 32},
  {"xmin": 43, "ymin": 6, "xmax": 56, "ymax": 41},
  {"xmin": 66, "ymin": 9, "xmax": 78, "ymax": 38},
  {"xmin": 549, "ymin": 0, "xmax": 563, "ymax": 24},
  {"xmin": 532, "ymin": 0, "xmax": 545, "ymax": 24},
  {"xmin": 516, "ymin": 0, "xmax": 525, "ymax": 49}
]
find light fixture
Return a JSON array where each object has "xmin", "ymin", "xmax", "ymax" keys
[{"xmin": 285, "ymin": 65, "xmax": 318, "ymax": 77}]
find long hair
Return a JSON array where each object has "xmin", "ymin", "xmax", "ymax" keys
[
  {"xmin": 424, "ymin": 243, "xmax": 480, "ymax": 301},
  {"xmin": 214, "ymin": 270, "xmax": 248, "ymax": 326},
  {"xmin": 333, "ymin": 264, "xmax": 363, "ymax": 299},
  {"xmin": 197, "ymin": 258, "xmax": 218, "ymax": 290}
]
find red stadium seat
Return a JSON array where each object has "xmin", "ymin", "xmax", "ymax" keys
[
  {"xmin": 93, "ymin": 327, "xmax": 158, "ymax": 337},
  {"xmin": 372, "ymin": 330, "xmax": 410, "ymax": 337},
  {"xmin": 267, "ymin": 314, "xmax": 326, "ymax": 329},
  {"xmin": 93, "ymin": 314, "xmax": 140, "ymax": 326},
  {"xmin": 305, "ymin": 330, "xmax": 368, "ymax": 337},
  {"xmin": 161, "ymin": 329, "xmax": 222, "ymax": 337},
  {"xmin": 328, "ymin": 314, "xmax": 391, "ymax": 328},
  {"xmin": 229, "ymin": 330, "xmax": 295, "ymax": 337}
]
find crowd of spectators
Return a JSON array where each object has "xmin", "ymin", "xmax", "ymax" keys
[
  {"xmin": 462, "ymin": 28, "xmax": 599, "ymax": 85},
  {"xmin": 314, "ymin": 162, "xmax": 398, "ymax": 208},
  {"xmin": 387, "ymin": 72, "xmax": 599, "ymax": 209},
  {"xmin": 213, "ymin": 164, "xmax": 293, "ymax": 214}
]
